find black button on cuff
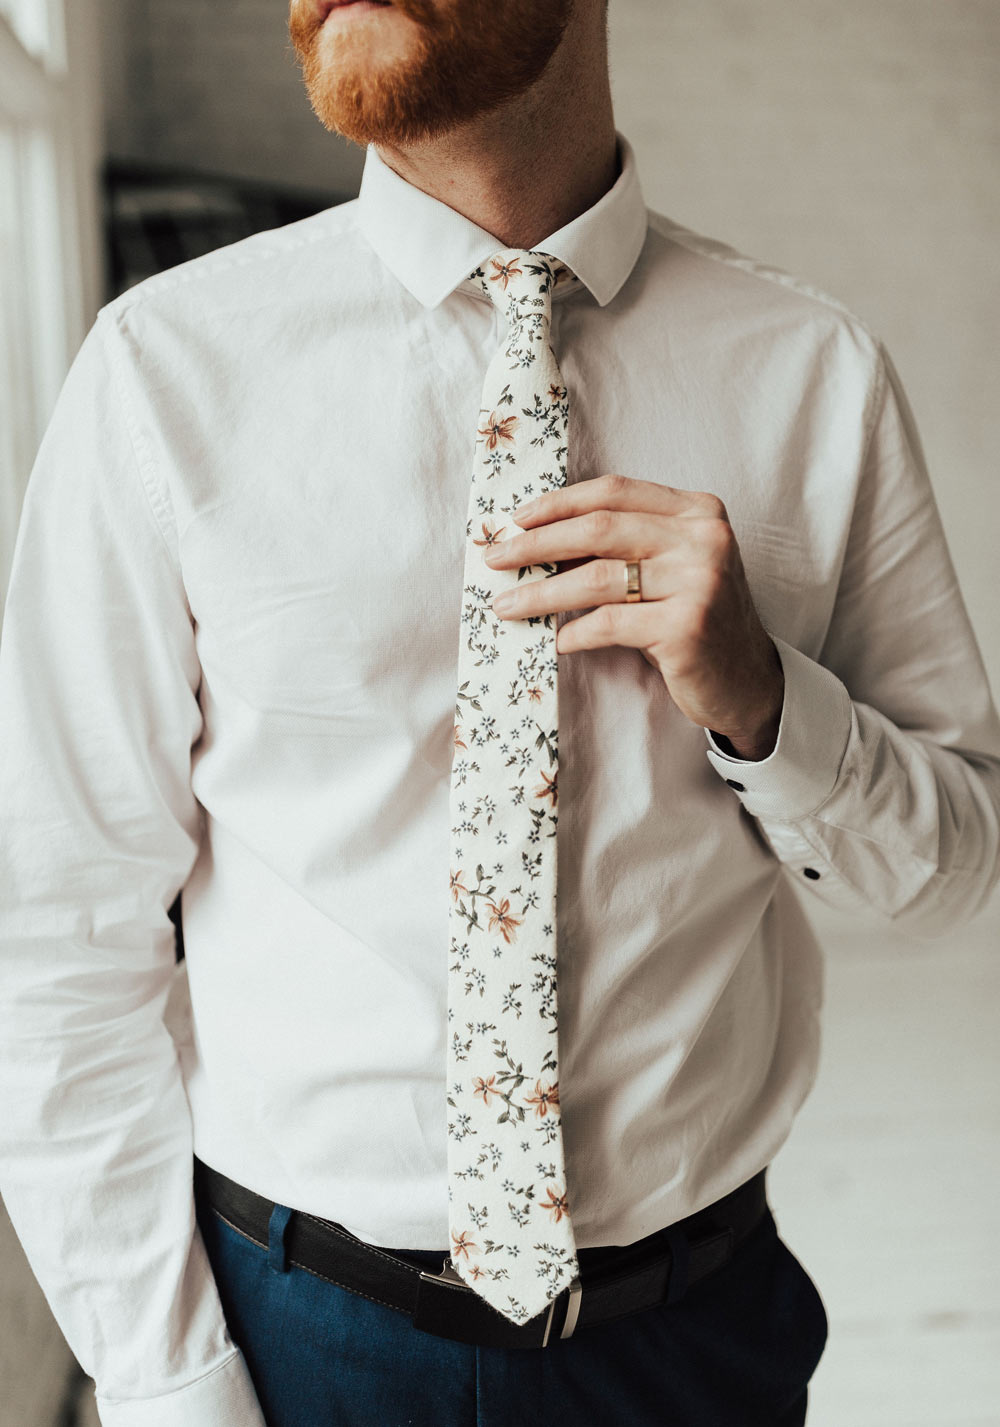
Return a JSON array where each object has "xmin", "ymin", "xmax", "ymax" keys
[
  {"xmin": 725, "ymin": 779, "xmax": 746, "ymax": 792},
  {"xmin": 802, "ymin": 867, "xmax": 821, "ymax": 880}
]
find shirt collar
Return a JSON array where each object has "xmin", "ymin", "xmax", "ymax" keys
[{"xmin": 356, "ymin": 128, "xmax": 648, "ymax": 309}]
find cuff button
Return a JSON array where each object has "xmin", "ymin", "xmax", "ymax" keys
[
  {"xmin": 725, "ymin": 780, "xmax": 746, "ymax": 792},
  {"xmin": 802, "ymin": 867, "xmax": 821, "ymax": 880}
]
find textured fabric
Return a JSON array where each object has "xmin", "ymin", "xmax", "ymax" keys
[
  {"xmin": 93, "ymin": 1353, "xmax": 263, "ymax": 1427},
  {"xmin": 0, "ymin": 127, "xmax": 998, "ymax": 1418},
  {"xmin": 194, "ymin": 1179, "xmax": 828, "ymax": 1427},
  {"xmin": 447, "ymin": 250, "xmax": 580, "ymax": 1320}
]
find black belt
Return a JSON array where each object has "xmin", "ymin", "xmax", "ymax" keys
[{"xmin": 193, "ymin": 1155, "xmax": 769, "ymax": 1350}]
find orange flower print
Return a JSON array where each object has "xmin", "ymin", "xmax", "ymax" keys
[
  {"xmin": 548, "ymin": 382, "xmax": 565, "ymax": 402},
  {"xmin": 540, "ymin": 1185, "xmax": 569, "ymax": 1222},
  {"xmin": 453, "ymin": 724, "xmax": 467, "ymax": 751},
  {"xmin": 451, "ymin": 1229, "xmax": 479, "ymax": 1260},
  {"xmin": 468, "ymin": 1263, "xmax": 485, "ymax": 1280},
  {"xmin": 524, "ymin": 1080, "xmax": 559, "ymax": 1117},
  {"xmin": 450, "ymin": 869, "xmax": 470, "ymax": 902},
  {"xmin": 472, "ymin": 521, "xmax": 507, "ymax": 552},
  {"xmin": 535, "ymin": 768, "xmax": 557, "ymax": 806},
  {"xmin": 486, "ymin": 897, "xmax": 522, "ymax": 944},
  {"xmin": 489, "ymin": 256, "xmax": 523, "ymax": 290},
  {"xmin": 526, "ymin": 684, "xmax": 543, "ymax": 703},
  {"xmin": 473, "ymin": 1074, "xmax": 499, "ymax": 1105},
  {"xmin": 478, "ymin": 411, "xmax": 519, "ymax": 451}
]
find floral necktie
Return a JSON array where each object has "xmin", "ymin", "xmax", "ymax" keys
[{"xmin": 446, "ymin": 249, "xmax": 581, "ymax": 1326}]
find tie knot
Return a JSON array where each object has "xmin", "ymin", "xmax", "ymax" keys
[{"xmin": 465, "ymin": 248, "xmax": 578, "ymax": 322}]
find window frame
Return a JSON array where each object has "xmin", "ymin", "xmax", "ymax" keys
[{"xmin": 0, "ymin": 0, "xmax": 101, "ymax": 614}]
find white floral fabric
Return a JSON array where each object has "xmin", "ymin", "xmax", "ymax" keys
[{"xmin": 445, "ymin": 249, "xmax": 581, "ymax": 1324}]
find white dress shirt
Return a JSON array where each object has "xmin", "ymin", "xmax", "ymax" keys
[{"xmin": 1, "ymin": 128, "xmax": 999, "ymax": 1425}]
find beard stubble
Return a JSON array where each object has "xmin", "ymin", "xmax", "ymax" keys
[{"xmin": 287, "ymin": 0, "xmax": 574, "ymax": 150}]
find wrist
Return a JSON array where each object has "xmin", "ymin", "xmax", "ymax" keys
[
  {"xmin": 713, "ymin": 713, "xmax": 780, "ymax": 762},
  {"xmin": 710, "ymin": 645, "xmax": 784, "ymax": 761}
]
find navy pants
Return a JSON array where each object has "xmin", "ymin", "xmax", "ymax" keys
[{"xmin": 194, "ymin": 1181, "xmax": 828, "ymax": 1427}]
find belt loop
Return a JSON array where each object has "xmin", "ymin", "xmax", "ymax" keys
[
  {"xmin": 268, "ymin": 1203, "xmax": 294, "ymax": 1274},
  {"xmin": 663, "ymin": 1223, "xmax": 691, "ymax": 1306}
]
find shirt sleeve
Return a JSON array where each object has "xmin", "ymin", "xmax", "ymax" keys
[
  {"xmin": 0, "ymin": 307, "xmax": 266, "ymax": 1427},
  {"xmin": 705, "ymin": 340, "xmax": 1000, "ymax": 935}
]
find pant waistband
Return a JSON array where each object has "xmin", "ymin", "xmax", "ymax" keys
[{"xmin": 193, "ymin": 1155, "xmax": 769, "ymax": 1350}]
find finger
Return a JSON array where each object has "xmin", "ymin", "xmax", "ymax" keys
[
  {"xmin": 513, "ymin": 473, "xmax": 728, "ymax": 530},
  {"xmin": 486, "ymin": 508, "xmax": 726, "ymax": 571},
  {"xmin": 554, "ymin": 602, "xmax": 666, "ymax": 655},
  {"xmin": 486, "ymin": 509, "xmax": 662, "ymax": 569},
  {"xmin": 493, "ymin": 551, "xmax": 706, "ymax": 621},
  {"xmin": 493, "ymin": 557, "xmax": 628, "ymax": 620}
]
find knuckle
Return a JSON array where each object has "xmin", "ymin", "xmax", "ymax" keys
[
  {"xmin": 600, "ymin": 472, "xmax": 630, "ymax": 500},
  {"xmin": 584, "ymin": 508, "xmax": 614, "ymax": 540},
  {"xmin": 685, "ymin": 489, "xmax": 727, "ymax": 521},
  {"xmin": 583, "ymin": 558, "xmax": 617, "ymax": 594},
  {"xmin": 704, "ymin": 517, "xmax": 736, "ymax": 559},
  {"xmin": 595, "ymin": 603, "xmax": 619, "ymax": 637}
]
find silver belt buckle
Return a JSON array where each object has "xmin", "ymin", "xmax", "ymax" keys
[
  {"xmin": 421, "ymin": 1263, "xmax": 583, "ymax": 1346},
  {"xmin": 559, "ymin": 1278, "xmax": 582, "ymax": 1341}
]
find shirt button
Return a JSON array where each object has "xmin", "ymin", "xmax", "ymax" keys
[
  {"xmin": 725, "ymin": 780, "xmax": 746, "ymax": 792},
  {"xmin": 802, "ymin": 867, "xmax": 821, "ymax": 880}
]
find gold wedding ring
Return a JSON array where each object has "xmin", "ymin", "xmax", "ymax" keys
[{"xmin": 623, "ymin": 559, "xmax": 643, "ymax": 602}]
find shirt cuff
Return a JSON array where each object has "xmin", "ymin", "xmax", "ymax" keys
[
  {"xmin": 96, "ymin": 1350, "xmax": 266, "ymax": 1427},
  {"xmin": 704, "ymin": 634, "xmax": 853, "ymax": 821}
]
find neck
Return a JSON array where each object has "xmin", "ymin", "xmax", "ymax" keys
[{"xmin": 374, "ymin": 17, "xmax": 618, "ymax": 249}]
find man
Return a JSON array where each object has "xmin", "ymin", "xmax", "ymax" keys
[{"xmin": 1, "ymin": 0, "xmax": 998, "ymax": 1423}]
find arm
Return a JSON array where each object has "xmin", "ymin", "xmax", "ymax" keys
[
  {"xmin": 0, "ymin": 310, "xmax": 266, "ymax": 1425},
  {"xmin": 705, "ymin": 342, "xmax": 1000, "ymax": 934}
]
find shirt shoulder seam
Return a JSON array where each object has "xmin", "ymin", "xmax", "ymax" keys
[
  {"xmin": 857, "ymin": 337, "xmax": 891, "ymax": 480},
  {"xmin": 645, "ymin": 209, "xmax": 881, "ymax": 344},
  {"xmin": 104, "ymin": 201, "xmax": 358, "ymax": 321},
  {"xmin": 96, "ymin": 306, "xmax": 184, "ymax": 581}
]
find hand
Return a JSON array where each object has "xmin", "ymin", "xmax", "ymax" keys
[{"xmin": 483, "ymin": 473, "xmax": 784, "ymax": 760}]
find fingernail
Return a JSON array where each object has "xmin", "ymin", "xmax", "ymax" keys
[
  {"xmin": 493, "ymin": 591, "xmax": 515, "ymax": 612},
  {"xmin": 516, "ymin": 499, "xmax": 539, "ymax": 521}
]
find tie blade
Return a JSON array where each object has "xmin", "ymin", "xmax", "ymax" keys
[
  {"xmin": 447, "ymin": 245, "xmax": 579, "ymax": 1324},
  {"xmin": 450, "ymin": 1227, "xmax": 579, "ymax": 1325}
]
